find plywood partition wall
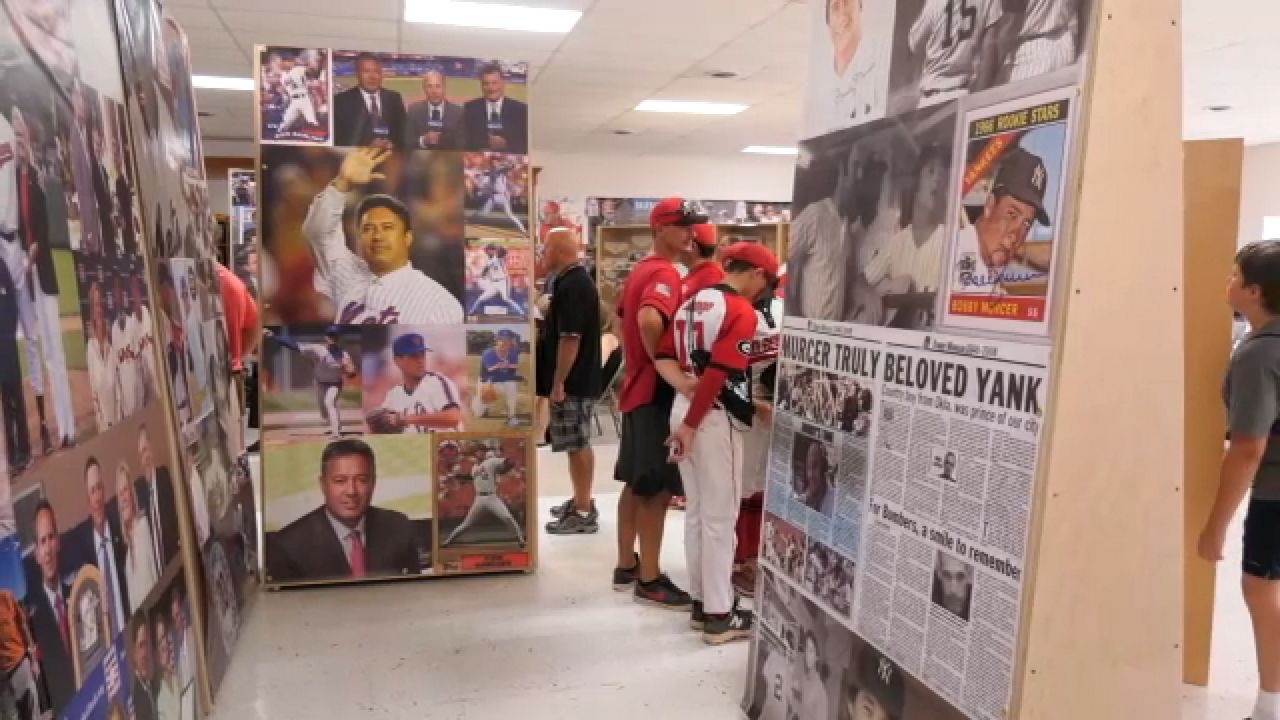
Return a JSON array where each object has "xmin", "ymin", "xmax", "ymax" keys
[
  {"xmin": 1182, "ymin": 139, "xmax": 1244, "ymax": 685},
  {"xmin": 1012, "ymin": 0, "xmax": 1185, "ymax": 716}
]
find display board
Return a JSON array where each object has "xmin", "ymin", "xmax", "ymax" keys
[
  {"xmin": 745, "ymin": 0, "xmax": 1097, "ymax": 718},
  {"xmin": 0, "ymin": 0, "xmax": 230, "ymax": 715},
  {"xmin": 113, "ymin": 0, "xmax": 260, "ymax": 702},
  {"xmin": 228, "ymin": 168, "xmax": 255, "ymax": 260},
  {"xmin": 256, "ymin": 47, "xmax": 537, "ymax": 586}
]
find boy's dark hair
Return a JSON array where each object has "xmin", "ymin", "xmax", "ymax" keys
[
  {"xmin": 695, "ymin": 243, "xmax": 716, "ymax": 260},
  {"xmin": 724, "ymin": 258, "xmax": 756, "ymax": 275},
  {"xmin": 1237, "ymin": 241, "xmax": 1280, "ymax": 314},
  {"xmin": 321, "ymin": 438, "xmax": 377, "ymax": 479}
]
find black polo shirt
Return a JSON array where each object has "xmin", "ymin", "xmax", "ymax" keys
[{"xmin": 538, "ymin": 264, "xmax": 601, "ymax": 398}]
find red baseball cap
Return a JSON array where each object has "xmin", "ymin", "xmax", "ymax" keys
[
  {"xmin": 691, "ymin": 223, "xmax": 716, "ymax": 248},
  {"xmin": 721, "ymin": 242, "xmax": 779, "ymax": 281},
  {"xmin": 650, "ymin": 197, "xmax": 708, "ymax": 228}
]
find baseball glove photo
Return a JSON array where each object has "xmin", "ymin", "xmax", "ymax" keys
[
  {"xmin": 480, "ymin": 383, "xmax": 498, "ymax": 403},
  {"xmin": 365, "ymin": 408, "xmax": 405, "ymax": 434}
]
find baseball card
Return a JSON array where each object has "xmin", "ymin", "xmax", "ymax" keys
[
  {"xmin": 433, "ymin": 433, "xmax": 531, "ymax": 572},
  {"xmin": 360, "ymin": 324, "xmax": 468, "ymax": 435},
  {"xmin": 887, "ymin": 0, "xmax": 1087, "ymax": 113},
  {"xmin": 258, "ymin": 46, "xmax": 333, "ymax": 146},
  {"xmin": 261, "ymin": 326, "xmax": 364, "ymax": 444},
  {"xmin": 229, "ymin": 169, "xmax": 256, "ymax": 207},
  {"xmin": 804, "ymin": 0, "xmax": 896, "ymax": 138},
  {"xmin": 939, "ymin": 86, "xmax": 1075, "ymax": 337},
  {"xmin": 465, "ymin": 325, "xmax": 533, "ymax": 432},
  {"xmin": 464, "ymin": 238, "xmax": 530, "ymax": 322},
  {"xmin": 786, "ymin": 103, "xmax": 955, "ymax": 330},
  {"xmin": 258, "ymin": 144, "xmax": 467, "ymax": 325},
  {"xmin": 463, "ymin": 152, "xmax": 531, "ymax": 238},
  {"xmin": 262, "ymin": 434, "xmax": 434, "ymax": 585},
  {"xmin": 328, "ymin": 52, "xmax": 527, "ymax": 152}
]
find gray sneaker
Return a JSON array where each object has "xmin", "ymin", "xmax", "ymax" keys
[
  {"xmin": 551, "ymin": 499, "xmax": 598, "ymax": 521},
  {"xmin": 545, "ymin": 510, "xmax": 599, "ymax": 535}
]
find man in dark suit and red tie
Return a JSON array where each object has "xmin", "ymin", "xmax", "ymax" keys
[
  {"xmin": 27, "ymin": 501, "xmax": 75, "ymax": 715},
  {"xmin": 333, "ymin": 53, "xmax": 407, "ymax": 148},
  {"xmin": 462, "ymin": 62, "xmax": 528, "ymax": 154},
  {"xmin": 266, "ymin": 439, "xmax": 421, "ymax": 583}
]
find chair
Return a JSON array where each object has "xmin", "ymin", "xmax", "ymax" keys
[{"xmin": 595, "ymin": 346, "xmax": 624, "ymax": 437}]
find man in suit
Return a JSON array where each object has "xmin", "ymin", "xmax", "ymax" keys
[
  {"xmin": 27, "ymin": 501, "xmax": 74, "ymax": 714},
  {"xmin": 0, "ymin": 259, "xmax": 30, "ymax": 477},
  {"xmin": 81, "ymin": 456, "xmax": 131, "ymax": 634},
  {"xmin": 333, "ymin": 53, "xmax": 406, "ymax": 148},
  {"xmin": 129, "ymin": 616, "xmax": 159, "ymax": 720},
  {"xmin": 404, "ymin": 69, "xmax": 463, "ymax": 150},
  {"xmin": 267, "ymin": 438, "xmax": 421, "ymax": 583},
  {"xmin": 69, "ymin": 83, "xmax": 102, "ymax": 253},
  {"xmin": 135, "ymin": 425, "xmax": 179, "ymax": 569},
  {"xmin": 462, "ymin": 63, "xmax": 528, "ymax": 154}
]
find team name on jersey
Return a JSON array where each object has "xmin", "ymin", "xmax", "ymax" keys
[{"xmin": 338, "ymin": 302, "xmax": 401, "ymax": 325}]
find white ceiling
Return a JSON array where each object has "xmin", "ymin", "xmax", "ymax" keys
[{"xmin": 173, "ymin": 0, "xmax": 1280, "ymax": 156}]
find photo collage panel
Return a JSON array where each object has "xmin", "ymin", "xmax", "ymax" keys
[{"xmin": 256, "ymin": 47, "xmax": 536, "ymax": 585}]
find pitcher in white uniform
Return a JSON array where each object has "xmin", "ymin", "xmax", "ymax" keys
[
  {"xmin": 441, "ymin": 454, "xmax": 525, "ymax": 547},
  {"xmin": 278, "ymin": 54, "xmax": 319, "ymax": 133},
  {"xmin": 271, "ymin": 326, "xmax": 356, "ymax": 439},
  {"xmin": 303, "ymin": 147, "xmax": 464, "ymax": 325}
]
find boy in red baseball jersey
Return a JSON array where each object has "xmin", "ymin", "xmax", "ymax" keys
[
  {"xmin": 613, "ymin": 198, "xmax": 707, "ymax": 609},
  {"xmin": 657, "ymin": 242, "xmax": 779, "ymax": 644}
]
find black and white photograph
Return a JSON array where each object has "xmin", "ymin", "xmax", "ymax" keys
[
  {"xmin": 887, "ymin": 0, "xmax": 1088, "ymax": 113},
  {"xmin": 762, "ymin": 513, "xmax": 807, "ymax": 585},
  {"xmin": 258, "ymin": 46, "xmax": 332, "ymax": 145},
  {"xmin": 463, "ymin": 152, "xmax": 530, "ymax": 238},
  {"xmin": 787, "ymin": 103, "xmax": 955, "ymax": 330},
  {"xmin": 775, "ymin": 363, "xmax": 873, "ymax": 435},
  {"xmin": 803, "ymin": 0, "xmax": 896, "ymax": 138},
  {"xmin": 790, "ymin": 428, "xmax": 839, "ymax": 517},
  {"xmin": 804, "ymin": 541, "xmax": 856, "ymax": 618},
  {"xmin": 930, "ymin": 550, "xmax": 974, "ymax": 622},
  {"xmin": 931, "ymin": 447, "xmax": 959, "ymax": 483}
]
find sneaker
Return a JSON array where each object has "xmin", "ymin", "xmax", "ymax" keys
[
  {"xmin": 634, "ymin": 575, "xmax": 693, "ymax": 611},
  {"xmin": 612, "ymin": 553, "xmax": 640, "ymax": 591},
  {"xmin": 551, "ymin": 499, "xmax": 598, "ymax": 520},
  {"xmin": 703, "ymin": 608, "xmax": 755, "ymax": 645},
  {"xmin": 545, "ymin": 510, "xmax": 599, "ymax": 535},
  {"xmin": 691, "ymin": 596, "xmax": 741, "ymax": 631}
]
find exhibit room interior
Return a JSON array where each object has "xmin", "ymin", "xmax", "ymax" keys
[{"xmin": 0, "ymin": 0, "xmax": 1276, "ymax": 717}]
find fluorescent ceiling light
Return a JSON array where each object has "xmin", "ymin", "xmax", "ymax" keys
[
  {"xmin": 636, "ymin": 100, "xmax": 748, "ymax": 115},
  {"xmin": 404, "ymin": 0, "xmax": 581, "ymax": 33},
  {"xmin": 742, "ymin": 145, "xmax": 798, "ymax": 155},
  {"xmin": 193, "ymin": 75, "xmax": 253, "ymax": 91}
]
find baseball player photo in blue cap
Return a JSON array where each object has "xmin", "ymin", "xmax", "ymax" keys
[
  {"xmin": 362, "ymin": 326, "xmax": 467, "ymax": 434},
  {"xmin": 467, "ymin": 325, "xmax": 531, "ymax": 431}
]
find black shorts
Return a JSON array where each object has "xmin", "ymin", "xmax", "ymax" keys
[
  {"xmin": 1243, "ymin": 498, "xmax": 1280, "ymax": 579},
  {"xmin": 615, "ymin": 401, "xmax": 682, "ymax": 498}
]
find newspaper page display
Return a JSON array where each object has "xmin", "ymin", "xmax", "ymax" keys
[{"xmin": 747, "ymin": 0, "xmax": 1095, "ymax": 717}]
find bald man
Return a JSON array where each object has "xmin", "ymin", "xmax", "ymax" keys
[
  {"xmin": 540, "ymin": 229, "xmax": 604, "ymax": 535},
  {"xmin": 405, "ymin": 69, "xmax": 463, "ymax": 149}
]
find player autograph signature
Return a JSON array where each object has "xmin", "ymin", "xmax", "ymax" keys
[{"xmin": 958, "ymin": 269, "xmax": 1048, "ymax": 289}]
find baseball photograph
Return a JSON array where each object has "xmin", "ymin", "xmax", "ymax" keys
[
  {"xmin": 262, "ymin": 326, "xmax": 363, "ymax": 443},
  {"xmin": 361, "ymin": 324, "xmax": 467, "ymax": 434},
  {"xmin": 258, "ymin": 46, "xmax": 332, "ymax": 146},
  {"xmin": 790, "ymin": 427, "xmax": 839, "ymax": 517},
  {"xmin": 762, "ymin": 513, "xmax": 807, "ymax": 586},
  {"xmin": 230, "ymin": 169, "xmax": 256, "ymax": 207},
  {"xmin": 787, "ymin": 103, "xmax": 956, "ymax": 329},
  {"xmin": 434, "ymin": 434, "xmax": 531, "ymax": 568},
  {"xmin": 264, "ymin": 435, "xmax": 433, "ymax": 585},
  {"xmin": 464, "ymin": 238, "xmax": 531, "ymax": 322},
  {"xmin": 463, "ymin": 152, "xmax": 530, "ymax": 238},
  {"xmin": 886, "ymin": 0, "xmax": 1087, "ymax": 114},
  {"xmin": 466, "ymin": 325, "xmax": 533, "ymax": 431},
  {"xmin": 775, "ymin": 363, "xmax": 873, "ymax": 436},
  {"xmin": 804, "ymin": 541, "xmax": 857, "ymax": 618},
  {"xmin": 930, "ymin": 447, "xmax": 959, "ymax": 483},
  {"xmin": 329, "ymin": 52, "xmax": 528, "ymax": 152},
  {"xmin": 804, "ymin": 0, "xmax": 896, "ymax": 139},
  {"xmin": 258, "ymin": 144, "xmax": 467, "ymax": 325},
  {"xmin": 940, "ymin": 87, "xmax": 1074, "ymax": 335}
]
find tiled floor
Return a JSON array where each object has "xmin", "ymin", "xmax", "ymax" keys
[{"xmin": 217, "ymin": 443, "xmax": 1258, "ymax": 719}]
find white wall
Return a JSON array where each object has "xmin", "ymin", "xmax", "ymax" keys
[
  {"xmin": 534, "ymin": 151, "xmax": 796, "ymax": 203},
  {"xmin": 1240, "ymin": 142, "xmax": 1280, "ymax": 246}
]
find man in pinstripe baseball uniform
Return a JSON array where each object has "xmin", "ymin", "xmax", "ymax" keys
[
  {"xmin": 909, "ymin": 0, "xmax": 1003, "ymax": 105},
  {"xmin": 271, "ymin": 327, "xmax": 357, "ymax": 439},
  {"xmin": 999, "ymin": 0, "xmax": 1079, "ymax": 81},
  {"xmin": 303, "ymin": 147, "xmax": 464, "ymax": 325},
  {"xmin": 441, "ymin": 452, "xmax": 524, "ymax": 547},
  {"xmin": 378, "ymin": 332, "xmax": 465, "ymax": 433}
]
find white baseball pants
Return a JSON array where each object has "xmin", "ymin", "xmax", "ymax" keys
[
  {"xmin": 444, "ymin": 494, "xmax": 524, "ymax": 545},
  {"xmin": 35, "ymin": 292, "xmax": 73, "ymax": 440},
  {"xmin": 1009, "ymin": 31, "xmax": 1076, "ymax": 81},
  {"xmin": 470, "ymin": 380, "xmax": 520, "ymax": 419},
  {"xmin": 469, "ymin": 280, "xmax": 524, "ymax": 316},
  {"xmin": 481, "ymin": 195, "xmax": 527, "ymax": 235},
  {"xmin": 316, "ymin": 383, "xmax": 341, "ymax": 437},
  {"xmin": 672, "ymin": 394, "xmax": 744, "ymax": 615},
  {"xmin": 0, "ymin": 240, "xmax": 43, "ymax": 394},
  {"xmin": 281, "ymin": 97, "xmax": 317, "ymax": 131}
]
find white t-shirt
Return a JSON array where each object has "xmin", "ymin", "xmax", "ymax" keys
[
  {"xmin": 304, "ymin": 186, "xmax": 465, "ymax": 325},
  {"xmin": 86, "ymin": 336, "xmax": 119, "ymax": 431},
  {"xmin": 381, "ymin": 373, "xmax": 464, "ymax": 432}
]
